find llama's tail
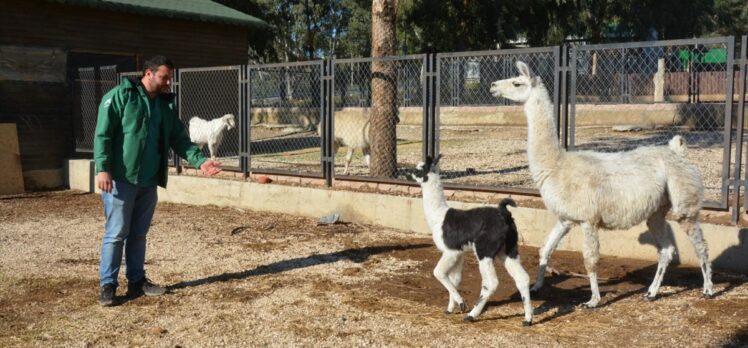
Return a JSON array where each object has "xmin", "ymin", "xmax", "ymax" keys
[
  {"xmin": 498, "ymin": 198, "xmax": 517, "ymax": 212},
  {"xmin": 669, "ymin": 135, "xmax": 687, "ymax": 156},
  {"xmin": 498, "ymin": 198, "xmax": 519, "ymax": 258}
]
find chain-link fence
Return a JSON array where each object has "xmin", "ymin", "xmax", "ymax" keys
[
  {"xmin": 248, "ymin": 61, "xmax": 323, "ymax": 176},
  {"xmin": 436, "ymin": 48, "xmax": 557, "ymax": 193},
  {"xmin": 569, "ymin": 37, "xmax": 735, "ymax": 207},
  {"xmin": 73, "ymin": 34, "xmax": 747, "ymax": 215},
  {"xmin": 332, "ymin": 55, "xmax": 425, "ymax": 180},
  {"xmin": 73, "ymin": 65, "xmax": 118, "ymax": 152},
  {"xmin": 178, "ymin": 66, "xmax": 241, "ymax": 170}
]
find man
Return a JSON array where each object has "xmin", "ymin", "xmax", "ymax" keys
[{"xmin": 93, "ymin": 56, "xmax": 221, "ymax": 306}]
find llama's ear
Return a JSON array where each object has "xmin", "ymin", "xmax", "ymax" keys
[
  {"xmin": 432, "ymin": 154, "xmax": 442, "ymax": 169},
  {"xmin": 516, "ymin": 61, "xmax": 531, "ymax": 78}
]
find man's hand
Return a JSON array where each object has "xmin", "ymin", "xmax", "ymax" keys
[
  {"xmin": 200, "ymin": 160, "xmax": 222, "ymax": 176},
  {"xmin": 96, "ymin": 171, "xmax": 113, "ymax": 193}
]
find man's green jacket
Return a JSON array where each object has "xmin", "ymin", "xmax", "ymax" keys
[{"xmin": 94, "ymin": 77, "xmax": 206, "ymax": 188}]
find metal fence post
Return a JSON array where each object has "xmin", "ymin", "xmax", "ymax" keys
[
  {"xmin": 328, "ymin": 58, "xmax": 335, "ymax": 187},
  {"xmin": 553, "ymin": 45, "xmax": 568, "ymax": 147},
  {"xmin": 421, "ymin": 54, "xmax": 430, "ymax": 161},
  {"xmin": 173, "ymin": 69, "xmax": 182, "ymax": 174},
  {"xmin": 423, "ymin": 53, "xmax": 438, "ymax": 160},
  {"xmin": 432, "ymin": 53, "xmax": 441, "ymax": 159},
  {"xmin": 722, "ymin": 37, "xmax": 736, "ymax": 213},
  {"xmin": 568, "ymin": 46, "xmax": 577, "ymax": 150},
  {"xmin": 734, "ymin": 35, "xmax": 748, "ymax": 222},
  {"xmin": 743, "ymin": 34, "xmax": 748, "ymax": 219},
  {"xmin": 321, "ymin": 58, "xmax": 334, "ymax": 187},
  {"xmin": 240, "ymin": 64, "xmax": 250, "ymax": 179}
]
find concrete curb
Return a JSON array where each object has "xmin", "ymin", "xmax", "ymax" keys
[{"xmin": 67, "ymin": 159, "xmax": 748, "ymax": 274}]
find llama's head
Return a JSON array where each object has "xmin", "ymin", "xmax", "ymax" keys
[
  {"xmin": 410, "ymin": 155, "xmax": 442, "ymax": 184},
  {"xmin": 223, "ymin": 114, "xmax": 236, "ymax": 130},
  {"xmin": 490, "ymin": 61, "xmax": 541, "ymax": 103}
]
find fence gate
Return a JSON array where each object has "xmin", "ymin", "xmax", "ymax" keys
[
  {"xmin": 247, "ymin": 61, "xmax": 325, "ymax": 178},
  {"xmin": 331, "ymin": 54, "xmax": 427, "ymax": 183},
  {"xmin": 177, "ymin": 66, "xmax": 242, "ymax": 171}
]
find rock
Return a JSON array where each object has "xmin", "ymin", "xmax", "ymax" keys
[
  {"xmin": 612, "ymin": 124, "xmax": 655, "ymax": 132},
  {"xmin": 149, "ymin": 326, "xmax": 168, "ymax": 335},
  {"xmin": 282, "ymin": 126, "xmax": 306, "ymax": 134},
  {"xmin": 256, "ymin": 175, "xmax": 271, "ymax": 184},
  {"xmin": 318, "ymin": 213, "xmax": 340, "ymax": 225}
]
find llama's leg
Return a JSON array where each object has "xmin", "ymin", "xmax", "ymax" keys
[
  {"xmin": 681, "ymin": 218, "xmax": 714, "ymax": 297},
  {"xmin": 332, "ymin": 143, "xmax": 340, "ymax": 172},
  {"xmin": 464, "ymin": 257, "xmax": 499, "ymax": 322},
  {"xmin": 644, "ymin": 208, "xmax": 676, "ymax": 300},
  {"xmin": 532, "ymin": 219, "xmax": 573, "ymax": 292},
  {"xmin": 433, "ymin": 251, "xmax": 466, "ymax": 313},
  {"xmin": 445, "ymin": 253, "xmax": 465, "ymax": 314},
  {"xmin": 502, "ymin": 253, "xmax": 533, "ymax": 326},
  {"xmin": 363, "ymin": 147, "xmax": 371, "ymax": 168},
  {"xmin": 343, "ymin": 147, "xmax": 353, "ymax": 175},
  {"xmin": 581, "ymin": 222, "xmax": 601, "ymax": 308},
  {"xmin": 208, "ymin": 142, "xmax": 217, "ymax": 161}
]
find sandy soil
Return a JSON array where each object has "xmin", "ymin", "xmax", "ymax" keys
[{"xmin": 1, "ymin": 191, "xmax": 747, "ymax": 347}]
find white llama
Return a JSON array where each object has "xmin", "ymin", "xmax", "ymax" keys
[
  {"xmin": 412, "ymin": 155, "xmax": 533, "ymax": 325},
  {"xmin": 189, "ymin": 114, "xmax": 236, "ymax": 161},
  {"xmin": 318, "ymin": 112, "xmax": 371, "ymax": 175},
  {"xmin": 490, "ymin": 61, "xmax": 713, "ymax": 308}
]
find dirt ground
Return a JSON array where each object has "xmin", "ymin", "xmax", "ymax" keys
[{"xmin": 2, "ymin": 191, "xmax": 748, "ymax": 347}]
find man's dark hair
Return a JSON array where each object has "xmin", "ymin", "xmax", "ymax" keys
[{"xmin": 142, "ymin": 55, "xmax": 174, "ymax": 75}]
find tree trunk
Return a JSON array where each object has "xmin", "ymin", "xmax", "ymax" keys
[{"xmin": 370, "ymin": 0, "xmax": 398, "ymax": 178}]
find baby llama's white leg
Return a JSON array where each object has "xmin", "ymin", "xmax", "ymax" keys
[
  {"xmin": 464, "ymin": 257, "xmax": 499, "ymax": 322},
  {"xmin": 433, "ymin": 251, "xmax": 466, "ymax": 313},
  {"xmin": 445, "ymin": 253, "xmax": 465, "ymax": 314},
  {"xmin": 503, "ymin": 254, "xmax": 533, "ymax": 326}
]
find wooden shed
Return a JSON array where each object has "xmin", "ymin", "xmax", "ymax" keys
[{"xmin": 0, "ymin": 0, "xmax": 266, "ymax": 189}]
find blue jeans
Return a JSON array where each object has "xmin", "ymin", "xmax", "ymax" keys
[{"xmin": 99, "ymin": 181, "xmax": 158, "ymax": 288}]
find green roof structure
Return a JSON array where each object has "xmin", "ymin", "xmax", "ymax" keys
[{"xmin": 44, "ymin": 0, "xmax": 267, "ymax": 28}]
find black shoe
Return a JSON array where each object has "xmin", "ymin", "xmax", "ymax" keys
[
  {"xmin": 127, "ymin": 277, "xmax": 166, "ymax": 297},
  {"xmin": 99, "ymin": 284, "xmax": 116, "ymax": 306}
]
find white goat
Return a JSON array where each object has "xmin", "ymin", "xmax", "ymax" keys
[
  {"xmin": 189, "ymin": 114, "xmax": 236, "ymax": 161},
  {"xmin": 412, "ymin": 155, "xmax": 533, "ymax": 325},
  {"xmin": 319, "ymin": 112, "xmax": 371, "ymax": 175},
  {"xmin": 490, "ymin": 61, "xmax": 712, "ymax": 308}
]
